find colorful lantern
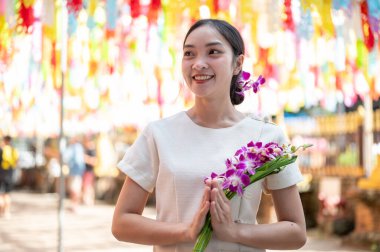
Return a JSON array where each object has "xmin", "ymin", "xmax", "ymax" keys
[
  {"xmin": 18, "ymin": 2, "xmax": 35, "ymax": 33},
  {"xmin": 106, "ymin": 0, "xmax": 117, "ymax": 37},
  {"xmin": 283, "ymin": 0, "xmax": 295, "ymax": 31},
  {"xmin": 67, "ymin": 0, "xmax": 83, "ymax": 15},
  {"xmin": 360, "ymin": 0, "xmax": 375, "ymax": 51}
]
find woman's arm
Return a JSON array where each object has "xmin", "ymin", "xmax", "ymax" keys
[
  {"xmin": 112, "ymin": 176, "xmax": 210, "ymax": 245},
  {"xmin": 210, "ymin": 181, "xmax": 307, "ymax": 250}
]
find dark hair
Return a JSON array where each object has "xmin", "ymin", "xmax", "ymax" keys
[
  {"xmin": 4, "ymin": 135, "xmax": 12, "ymax": 143},
  {"xmin": 183, "ymin": 19, "xmax": 245, "ymax": 105}
]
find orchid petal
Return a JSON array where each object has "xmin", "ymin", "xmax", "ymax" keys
[{"xmin": 241, "ymin": 71, "xmax": 251, "ymax": 80}]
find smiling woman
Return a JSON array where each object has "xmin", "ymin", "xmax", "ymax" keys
[
  {"xmin": 182, "ymin": 20, "xmax": 245, "ymax": 109},
  {"xmin": 112, "ymin": 19, "xmax": 306, "ymax": 252}
]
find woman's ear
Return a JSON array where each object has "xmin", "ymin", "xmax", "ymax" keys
[{"xmin": 233, "ymin": 54, "xmax": 244, "ymax": 75}]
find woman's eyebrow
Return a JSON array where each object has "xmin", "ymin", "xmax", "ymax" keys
[
  {"xmin": 205, "ymin": 41, "xmax": 223, "ymax": 47},
  {"xmin": 183, "ymin": 41, "xmax": 223, "ymax": 49}
]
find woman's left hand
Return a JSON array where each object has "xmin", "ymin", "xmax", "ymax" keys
[{"xmin": 209, "ymin": 179, "xmax": 237, "ymax": 242}]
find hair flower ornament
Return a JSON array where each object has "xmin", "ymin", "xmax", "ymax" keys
[{"xmin": 236, "ymin": 71, "xmax": 266, "ymax": 96}]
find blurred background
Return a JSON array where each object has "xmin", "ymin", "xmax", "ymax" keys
[{"xmin": 0, "ymin": 0, "xmax": 380, "ymax": 251}]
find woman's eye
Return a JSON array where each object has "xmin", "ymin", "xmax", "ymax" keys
[
  {"xmin": 184, "ymin": 51, "xmax": 193, "ymax": 57},
  {"xmin": 209, "ymin": 49, "xmax": 220, "ymax": 54}
]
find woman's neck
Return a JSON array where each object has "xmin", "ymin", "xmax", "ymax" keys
[{"xmin": 187, "ymin": 100, "xmax": 245, "ymax": 128}]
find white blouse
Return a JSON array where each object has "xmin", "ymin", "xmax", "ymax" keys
[{"xmin": 118, "ymin": 111, "xmax": 303, "ymax": 252}]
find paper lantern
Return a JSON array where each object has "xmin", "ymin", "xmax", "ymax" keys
[
  {"xmin": 106, "ymin": 0, "xmax": 117, "ymax": 37},
  {"xmin": 356, "ymin": 39, "xmax": 368, "ymax": 70},
  {"xmin": 360, "ymin": 0, "xmax": 375, "ymax": 51},
  {"xmin": 130, "ymin": 0, "xmax": 141, "ymax": 19},
  {"xmin": 68, "ymin": 12, "xmax": 77, "ymax": 36},
  {"xmin": 18, "ymin": 2, "xmax": 35, "ymax": 33},
  {"xmin": 148, "ymin": 0, "xmax": 161, "ymax": 24},
  {"xmin": 282, "ymin": 0, "xmax": 295, "ymax": 31},
  {"xmin": 21, "ymin": 0, "xmax": 36, "ymax": 8},
  {"xmin": 297, "ymin": 9, "xmax": 313, "ymax": 40},
  {"xmin": 41, "ymin": 0, "xmax": 56, "ymax": 40},
  {"xmin": 367, "ymin": 0, "xmax": 380, "ymax": 35},
  {"xmin": 67, "ymin": 0, "xmax": 83, "ymax": 15},
  {"xmin": 332, "ymin": 0, "xmax": 351, "ymax": 12},
  {"xmin": 88, "ymin": 0, "xmax": 97, "ymax": 16}
]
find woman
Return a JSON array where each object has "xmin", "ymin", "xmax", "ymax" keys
[{"xmin": 112, "ymin": 19, "xmax": 306, "ymax": 251}]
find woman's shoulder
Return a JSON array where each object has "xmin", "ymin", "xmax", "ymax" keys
[
  {"xmin": 245, "ymin": 113, "xmax": 278, "ymax": 128},
  {"xmin": 245, "ymin": 113, "xmax": 288, "ymax": 140}
]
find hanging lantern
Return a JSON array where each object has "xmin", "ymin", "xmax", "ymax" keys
[
  {"xmin": 0, "ymin": 0, "xmax": 5, "ymax": 18},
  {"xmin": 360, "ymin": 0, "xmax": 375, "ymax": 51},
  {"xmin": 148, "ymin": 0, "xmax": 161, "ymax": 24},
  {"xmin": 356, "ymin": 40, "xmax": 368, "ymax": 72},
  {"xmin": 282, "ymin": 0, "xmax": 295, "ymax": 31},
  {"xmin": 313, "ymin": 0, "xmax": 335, "ymax": 37},
  {"xmin": 67, "ymin": 0, "xmax": 83, "ymax": 15},
  {"xmin": 213, "ymin": 0, "xmax": 219, "ymax": 14},
  {"xmin": 21, "ymin": 0, "xmax": 36, "ymax": 8},
  {"xmin": 332, "ymin": 0, "xmax": 351, "ymax": 13},
  {"xmin": 106, "ymin": 0, "xmax": 117, "ymax": 37},
  {"xmin": 335, "ymin": 72, "xmax": 343, "ymax": 91},
  {"xmin": 297, "ymin": 9, "xmax": 313, "ymax": 40},
  {"xmin": 68, "ymin": 12, "xmax": 77, "ymax": 36},
  {"xmin": 0, "ymin": 0, "xmax": 7, "ymax": 40},
  {"xmin": 130, "ymin": 0, "xmax": 141, "ymax": 19},
  {"xmin": 367, "ymin": 0, "xmax": 380, "ymax": 36},
  {"xmin": 18, "ymin": 2, "xmax": 35, "ymax": 33},
  {"xmin": 41, "ymin": 0, "xmax": 56, "ymax": 41},
  {"xmin": 217, "ymin": 0, "xmax": 232, "ymax": 21}
]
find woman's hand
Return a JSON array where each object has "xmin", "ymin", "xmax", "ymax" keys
[
  {"xmin": 185, "ymin": 185, "xmax": 211, "ymax": 242},
  {"xmin": 210, "ymin": 179, "xmax": 237, "ymax": 242}
]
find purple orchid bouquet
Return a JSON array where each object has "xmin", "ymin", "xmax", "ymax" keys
[{"xmin": 193, "ymin": 141, "xmax": 311, "ymax": 252}]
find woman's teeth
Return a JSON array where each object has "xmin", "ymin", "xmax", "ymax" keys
[{"xmin": 194, "ymin": 75, "xmax": 213, "ymax": 80}]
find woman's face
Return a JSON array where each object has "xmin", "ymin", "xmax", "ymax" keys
[{"xmin": 182, "ymin": 25, "xmax": 241, "ymax": 101}]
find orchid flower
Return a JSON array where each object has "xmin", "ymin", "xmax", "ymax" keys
[
  {"xmin": 221, "ymin": 169, "xmax": 250, "ymax": 196},
  {"xmin": 235, "ymin": 71, "xmax": 266, "ymax": 97}
]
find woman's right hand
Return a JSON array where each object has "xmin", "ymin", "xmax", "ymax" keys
[{"xmin": 185, "ymin": 185, "xmax": 211, "ymax": 242}]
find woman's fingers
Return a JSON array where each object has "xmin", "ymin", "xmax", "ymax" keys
[
  {"xmin": 189, "ymin": 186, "xmax": 211, "ymax": 240},
  {"xmin": 200, "ymin": 186, "xmax": 210, "ymax": 216},
  {"xmin": 211, "ymin": 181, "xmax": 228, "ymax": 209},
  {"xmin": 211, "ymin": 201, "xmax": 220, "ymax": 222},
  {"xmin": 204, "ymin": 184, "xmax": 211, "ymax": 202},
  {"xmin": 210, "ymin": 188, "xmax": 225, "ymax": 222},
  {"xmin": 210, "ymin": 180, "xmax": 232, "ymax": 223},
  {"xmin": 201, "ymin": 200, "xmax": 210, "ymax": 217}
]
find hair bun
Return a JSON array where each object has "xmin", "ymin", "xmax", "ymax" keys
[{"xmin": 230, "ymin": 86, "xmax": 244, "ymax": 105}]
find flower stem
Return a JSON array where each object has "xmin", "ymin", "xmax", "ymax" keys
[{"xmin": 193, "ymin": 212, "xmax": 212, "ymax": 252}]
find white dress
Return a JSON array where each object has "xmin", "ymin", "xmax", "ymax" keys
[{"xmin": 117, "ymin": 111, "xmax": 303, "ymax": 252}]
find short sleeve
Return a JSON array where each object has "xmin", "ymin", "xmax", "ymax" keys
[
  {"xmin": 117, "ymin": 124, "xmax": 159, "ymax": 193},
  {"xmin": 263, "ymin": 126, "xmax": 303, "ymax": 191}
]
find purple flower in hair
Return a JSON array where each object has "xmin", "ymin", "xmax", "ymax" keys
[{"xmin": 236, "ymin": 71, "xmax": 266, "ymax": 97}]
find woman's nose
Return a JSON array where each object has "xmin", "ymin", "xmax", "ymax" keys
[{"xmin": 192, "ymin": 58, "xmax": 208, "ymax": 70}]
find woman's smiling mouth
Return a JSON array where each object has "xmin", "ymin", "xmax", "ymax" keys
[{"xmin": 193, "ymin": 74, "xmax": 214, "ymax": 81}]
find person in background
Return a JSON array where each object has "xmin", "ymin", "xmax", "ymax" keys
[
  {"xmin": 112, "ymin": 19, "xmax": 306, "ymax": 251},
  {"xmin": 94, "ymin": 132, "xmax": 118, "ymax": 203},
  {"xmin": 0, "ymin": 136, "xmax": 19, "ymax": 218},
  {"xmin": 63, "ymin": 136, "xmax": 85, "ymax": 212},
  {"xmin": 43, "ymin": 137, "xmax": 60, "ymax": 193},
  {"xmin": 82, "ymin": 135, "xmax": 97, "ymax": 206}
]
